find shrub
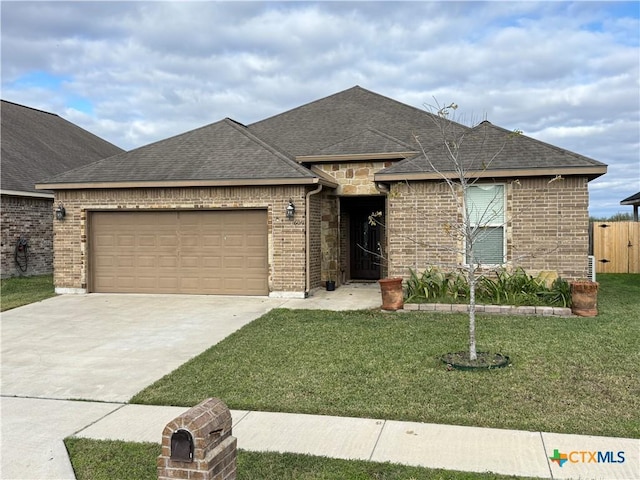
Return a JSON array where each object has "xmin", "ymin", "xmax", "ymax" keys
[{"xmin": 406, "ymin": 267, "xmax": 571, "ymax": 307}]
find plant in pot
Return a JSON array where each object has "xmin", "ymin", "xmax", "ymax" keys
[
  {"xmin": 570, "ymin": 279, "xmax": 599, "ymax": 317},
  {"xmin": 367, "ymin": 211, "xmax": 404, "ymax": 311}
]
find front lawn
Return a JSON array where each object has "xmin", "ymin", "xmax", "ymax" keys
[
  {"xmin": 132, "ymin": 274, "xmax": 640, "ymax": 438},
  {"xmin": 0, "ymin": 274, "xmax": 55, "ymax": 311},
  {"xmin": 64, "ymin": 438, "xmax": 535, "ymax": 480}
]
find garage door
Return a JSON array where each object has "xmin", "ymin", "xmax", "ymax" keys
[{"xmin": 90, "ymin": 210, "xmax": 268, "ymax": 295}]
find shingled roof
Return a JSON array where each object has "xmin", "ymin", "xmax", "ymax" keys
[
  {"xmin": 1, "ymin": 100, "xmax": 123, "ymax": 195},
  {"xmin": 35, "ymin": 86, "xmax": 607, "ymax": 190},
  {"xmin": 38, "ymin": 118, "xmax": 333, "ymax": 189},
  {"xmin": 375, "ymin": 120, "xmax": 607, "ymax": 181},
  {"xmin": 620, "ymin": 192, "xmax": 640, "ymax": 205},
  {"xmin": 249, "ymin": 86, "xmax": 452, "ymax": 158}
]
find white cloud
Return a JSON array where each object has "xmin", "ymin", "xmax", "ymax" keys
[{"xmin": 1, "ymin": 1, "xmax": 638, "ymax": 217}]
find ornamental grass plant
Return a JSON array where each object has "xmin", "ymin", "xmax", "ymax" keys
[{"xmin": 406, "ymin": 266, "xmax": 571, "ymax": 307}]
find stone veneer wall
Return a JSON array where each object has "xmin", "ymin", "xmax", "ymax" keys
[
  {"xmin": 1, "ymin": 195, "xmax": 54, "ymax": 278},
  {"xmin": 52, "ymin": 186, "xmax": 309, "ymax": 294},
  {"xmin": 315, "ymin": 160, "xmax": 393, "ymax": 283},
  {"xmin": 320, "ymin": 190, "xmax": 339, "ymax": 285},
  {"xmin": 316, "ymin": 161, "xmax": 393, "ymax": 195},
  {"xmin": 386, "ymin": 177, "xmax": 590, "ymax": 281},
  {"xmin": 308, "ymin": 190, "xmax": 322, "ymax": 290}
]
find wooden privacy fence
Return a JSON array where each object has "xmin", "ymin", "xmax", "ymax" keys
[{"xmin": 592, "ymin": 222, "xmax": 640, "ymax": 273}]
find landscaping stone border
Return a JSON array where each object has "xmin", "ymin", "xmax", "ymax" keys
[{"xmin": 402, "ymin": 303, "xmax": 573, "ymax": 317}]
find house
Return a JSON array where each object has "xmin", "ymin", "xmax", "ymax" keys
[
  {"xmin": 620, "ymin": 192, "xmax": 640, "ymax": 221},
  {"xmin": 1, "ymin": 100, "xmax": 124, "ymax": 278},
  {"xmin": 36, "ymin": 86, "xmax": 607, "ymax": 297}
]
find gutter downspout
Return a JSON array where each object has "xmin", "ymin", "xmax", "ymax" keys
[
  {"xmin": 305, "ymin": 184, "xmax": 323, "ymax": 296},
  {"xmin": 375, "ymin": 182, "xmax": 390, "ymax": 277}
]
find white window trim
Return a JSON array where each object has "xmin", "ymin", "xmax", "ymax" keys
[{"xmin": 464, "ymin": 182, "xmax": 507, "ymax": 267}]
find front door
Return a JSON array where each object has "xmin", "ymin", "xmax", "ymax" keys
[{"xmin": 350, "ymin": 209, "xmax": 382, "ymax": 280}]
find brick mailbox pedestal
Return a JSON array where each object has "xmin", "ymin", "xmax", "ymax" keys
[{"xmin": 158, "ymin": 398, "xmax": 237, "ymax": 480}]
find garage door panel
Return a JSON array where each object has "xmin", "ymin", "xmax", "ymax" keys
[
  {"xmin": 246, "ymin": 256, "xmax": 267, "ymax": 268},
  {"xmin": 224, "ymin": 234, "xmax": 244, "ymax": 247},
  {"xmin": 247, "ymin": 234, "xmax": 267, "ymax": 247},
  {"xmin": 202, "ymin": 256, "xmax": 222, "ymax": 268},
  {"xmin": 136, "ymin": 256, "xmax": 155, "ymax": 267},
  {"xmin": 117, "ymin": 256, "xmax": 135, "ymax": 267},
  {"xmin": 117, "ymin": 235, "xmax": 135, "ymax": 247},
  {"xmin": 117, "ymin": 276, "xmax": 136, "ymax": 288},
  {"xmin": 91, "ymin": 210, "xmax": 267, "ymax": 295},
  {"xmin": 181, "ymin": 235, "xmax": 200, "ymax": 247},
  {"xmin": 158, "ymin": 235, "xmax": 178, "ymax": 247},
  {"xmin": 203, "ymin": 234, "xmax": 222, "ymax": 247},
  {"xmin": 180, "ymin": 256, "xmax": 200, "ymax": 268},
  {"xmin": 95, "ymin": 235, "xmax": 115, "ymax": 247},
  {"xmin": 138, "ymin": 235, "xmax": 157, "ymax": 247},
  {"xmin": 95, "ymin": 255, "xmax": 115, "ymax": 267}
]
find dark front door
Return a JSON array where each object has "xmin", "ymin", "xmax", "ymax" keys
[{"xmin": 350, "ymin": 209, "xmax": 382, "ymax": 280}]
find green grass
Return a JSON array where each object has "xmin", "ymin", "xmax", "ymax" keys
[
  {"xmin": 132, "ymin": 274, "xmax": 640, "ymax": 438},
  {"xmin": 64, "ymin": 438, "xmax": 534, "ymax": 480},
  {"xmin": 0, "ymin": 274, "xmax": 55, "ymax": 311}
]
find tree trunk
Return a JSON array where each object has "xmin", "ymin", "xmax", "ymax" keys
[{"xmin": 468, "ymin": 264, "xmax": 477, "ymax": 361}]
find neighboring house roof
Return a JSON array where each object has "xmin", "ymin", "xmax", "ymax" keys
[
  {"xmin": 620, "ymin": 192, "xmax": 640, "ymax": 206},
  {"xmin": 36, "ymin": 86, "xmax": 607, "ymax": 190},
  {"xmin": 38, "ymin": 118, "xmax": 336, "ymax": 189},
  {"xmin": 1, "ymin": 100, "xmax": 123, "ymax": 196},
  {"xmin": 375, "ymin": 120, "xmax": 607, "ymax": 181}
]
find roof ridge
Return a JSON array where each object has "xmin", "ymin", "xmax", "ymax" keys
[
  {"xmin": 248, "ymin": 86, "xmax": 365, "ymax": 127},
  {"xmin": 1, "ymin": 99, "xmax": 59, "ymax": 117},
  {"xmin": 222, "ymin": 118, "xmax": 316, "ymax": 178}
]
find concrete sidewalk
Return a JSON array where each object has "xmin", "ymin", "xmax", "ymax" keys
[{"xmin": 8, "ymin": 396, "xmax": 637, "ymax": 480}]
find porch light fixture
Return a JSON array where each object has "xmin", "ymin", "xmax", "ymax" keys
[
  {"xmin": 286, "ymin": 200, "xmax": 295, "ymax": 219},
  {"xmin": 55, "ymin": 203, "xmax": 66, "ymax": 221}
]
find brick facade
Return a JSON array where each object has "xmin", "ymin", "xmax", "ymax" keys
[
  {"xmin": 1, "ymin": 194, "xmax": 54, "ymax": 278},
  {"xmin": 50, "ymin": 172, "xmax": 591, "ymax": 294},
  {"xmin": 52, "ymin": 185, "xmax": 310, "ymax": 295},
  {"xmin": 385, "ymin": 177, "xmax": 591, "ymax": 281}
]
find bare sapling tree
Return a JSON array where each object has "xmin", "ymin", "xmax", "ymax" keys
[
  {"xmin": 412, "ymin": 101, "xmax": 513, "ymax": 361},
  {"xmin": 364, "ymin": 100, "xmax": 564, "ymax": 362}
]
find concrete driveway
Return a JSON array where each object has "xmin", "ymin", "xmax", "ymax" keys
[
  {"xmin": 0, "ymin": 286, "xmax": 381, "ymax": 479},
  {"xmin": 1, "ymin": 293, "xmax": 286, "ymax": 402}
]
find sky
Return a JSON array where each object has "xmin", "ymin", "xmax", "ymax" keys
[{"xmin": 2, "ymin": 1, "xmax": 639, "ymax": 218}]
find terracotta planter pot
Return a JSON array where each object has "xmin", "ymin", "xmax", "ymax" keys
[
  {"xmin": 570, "ymin": 281, "xmax": 599, "ymax": 317},
  {"xmin": 379, "ymin": 277, "xmax": 404, "ymax": 311}
]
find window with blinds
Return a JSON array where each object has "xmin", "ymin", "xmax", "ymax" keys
[{"xmin": 465, "ymin": 184, "xmax": 505, "ymax": 265}]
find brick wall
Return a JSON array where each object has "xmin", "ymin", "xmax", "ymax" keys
[
  {"xmin": 387, "ymin": 182, "xmax": 459, "ymax": 277},
  {"xmin": 1, "ymin": 195, "xmax": 54, "ymax": 278},
  {"xmin": 386, "ymin": 177, "xmax": 590, "ymax": 281},
  {"xmin": 510, "ymin": 176, "xmax": 590, "ymax": 279},
  {"xmin": 52, "ymin": 186, "xmax": 310, "ymax": 294}
]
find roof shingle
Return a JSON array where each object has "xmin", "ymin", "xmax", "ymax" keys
[
  {"xmin": 40, "ymin": 118, "xmax": 317, "ymax": 186},
  {"xmin": 1, "ymin": 100, "xmax": 124, "ymax": 194}
]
